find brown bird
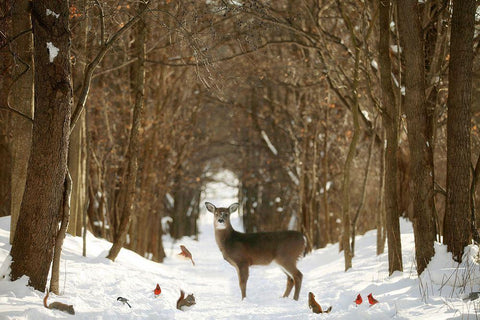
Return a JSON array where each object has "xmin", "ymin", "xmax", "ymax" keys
[
  {"xmin": 154, "ymin": 283, "xmax": 161, "ymax": 297},
  {"xmin": 178, "ymin": 245, "xmax": 195, "ymax": 266},
  {"xmin": 354, "ymin": 294, "xmax": 362, "ymax": 306},
  {"xmin": 176, "ymin": 290, "xmax": 196, "ymax": 310},
  {"xmin": 308, "ymin": 292, "xmax": 332, "ymax": 314},
  {"xmin": 367, "ymin": 293, "xmax": 379, "ymax": 306}
]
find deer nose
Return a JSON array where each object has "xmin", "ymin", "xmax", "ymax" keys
[{"xmin": 218, "ymin": 218, "xmax": 224, "ymax": 223}]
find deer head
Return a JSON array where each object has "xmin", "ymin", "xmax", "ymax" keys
[{"xmin": 205, "ymin": 202, "xmax": 238, "ymax": 231}]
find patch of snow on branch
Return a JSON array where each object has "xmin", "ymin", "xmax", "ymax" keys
[
  {"xmin": 287, "ymin": 168, "xmax": 299, "ymax": 186},
  {"xmin": 46, "ymin": 9, "xmax": 60, "ymax": 18},
  {"xmin": 46, "ymin": 42, "xmax": 59, "ymax": 63},
  {"xmin": 261, "ymin": 130, "xmax": 278, "ymax": 155}
]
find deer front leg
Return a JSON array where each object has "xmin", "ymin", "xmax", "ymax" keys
[
  {"xmin": 283, "ymin": 275, "xmax": 294, "ymax": 298},
  {"xmin": 236, "ymin": 263, "xmax": 249, "ymax": 300}
]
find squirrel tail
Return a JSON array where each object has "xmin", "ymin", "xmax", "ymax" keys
[
  {"xmin": 176, "ymin": 290, "xmax": 185, "ymax": 309},
  {"xmin": 43, "ymin": 289, "xmax": 49, "ymax": 308}
]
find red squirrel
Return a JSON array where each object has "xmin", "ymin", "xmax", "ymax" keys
[
  {"xmin": 308, "ymin": 292, "xmax": 332, "ymax": 314},
  {"xmin": 176, "ymin": 290, "xmax": 196, "ymax": 310},
  {"xmin": 43, "ymin": 289, "xmax": 75, "ymax": 315}
]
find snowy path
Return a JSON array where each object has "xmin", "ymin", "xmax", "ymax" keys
[{"xmin": 0, "ymin": 175, "xmax": 479, "ymax": 318}]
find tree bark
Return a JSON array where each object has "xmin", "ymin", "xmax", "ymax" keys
[
  {"xmin": 68, "ymin": 0, "xmax": 89, "ymax": 237},
  {"xmin": 351, "ymin": 131, "xmax": 375, "ymax": 257},
  {"xmin": 322, "ymin": 99, "xmax": 330, "ymax": 245},
  {"xmin": 50, "ymin": 172, "xmax": 72, "ymax": 294},
  {"xmin": 396, "ymin": 0, "xmax": 436, "ymax": 275},
  {"xmin": 444, "ymin": 0, "xmax": 475, "ymax": 262},
  {"xmin": 379, "ymin": 0, "xmax": 403, "ymax": 274},
  {"xmin": 340, "ymin": 55, "xmax": 360, "ymax": 271},
  {"xmin": 10, "ymin": 0, "xmax": 72, "ymax": 291},
  {"xmin": 9, "ymin": 0, "xmax": 34, "ymax": 243},
  {"xmin": 377, "ymin": 130, "xmax": 386, "ymax": 255},
  {"xmin": 107, "ymin": 4, "xmax": 146, "ymax": 261}
]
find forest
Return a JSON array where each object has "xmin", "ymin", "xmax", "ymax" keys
[{"xmin": 0, "ymin": 0, "xmax": 478, "ymax": 296}]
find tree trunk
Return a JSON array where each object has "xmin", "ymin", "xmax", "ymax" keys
[
  {"xmin": 50, "ymin": 172, "xmax": 72, "ymax": 294},
  {"xmin": 340, "ymin": 63, "xmax": 360, "ymax": 271},
  {"xmin": 444, "ymin": 0, "xmax": 475, "ymax": 262},
  {"xmin": 10, "ymin": 0, "xmax": 72, "ymax": 291},
  {"xmin": 322, "ymin": 99, "xmax": 330, "ymax": 246},
  {"xmin": 9, "ymin": 0, "xmax": 34, "ymax": 243},
  {"xmin": 377, "ymin": 130, "xmax": 386, "ymax": 255},
  {"xmin": 351, "ymin": 131, "xmax": 375, "ymax": 256},
  {"xmin": 0, "ymin": 1, "xmax": 12, "ymax": 219},
  {"xmin": 107, "ymin": 5, "xmax": 146, "ymax": 261},
  {"xmin": 68, "ymin": 0, "xmax": 89, "ymax": 237},
  {"xmin": 379, "ymin": 0, "xmax": 403, "ymax": 274},
  {"xmin": 396, "ymin": 0, "xmax": 436, "ymax": 275}
]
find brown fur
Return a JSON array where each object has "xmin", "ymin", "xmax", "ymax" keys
[
  {"xmin": 308, "ymin": 292, "xmax": 332, "ymax": 314},
  {"xmin": 206, "ymin": 202, "xmax": 305, "ymax": 300},
  {"xmin": 43, "ymin": 290, "xmax": 75, "ymax": 315},
  {"xmin": 176, "ymin": 290, "xmax": 196, "ymax": 310}
]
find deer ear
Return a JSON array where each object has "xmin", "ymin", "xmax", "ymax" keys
[
  {"xmin": 205, "ymin": 202, "xmax": 216, "ymax": 213},
  {"xmin": 228, "ymin": 203, "xmax": 239, "ymax": 213}
]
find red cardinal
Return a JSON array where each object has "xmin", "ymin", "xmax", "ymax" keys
[
  {"xmin": 154, "ymin": 284, "xmax": 161, "ymax": 297},
  {"xmin": 367, "ymin": 293, "xmax": 378, "ymax": 306},
  {"xmin": 354, "ymin": 294, "xmax": 362, "ymax": 306},
  {"xmin": 178, "ymin": 245, "xmax": 195, "ymax": 266}
]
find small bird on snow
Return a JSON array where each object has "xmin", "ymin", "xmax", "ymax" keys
[
  {"xmin": 354, "ymin": 294, "xmax": 362, "ymax": 306},
  {"xmin": 178, "ymin": 245, "xmax": 195, "ymax": 266},
  {"xmin": 117, "ymin": 297, "xmax": 131, "ymax": 308},
  {"xmin": 367, "ymin": 293, "xmax": 379, "ymax": 306},
  {"xmin": 154, "ymin": 284, "xmax": 161, "ymax": 297},
  {"xmin": 463, "ymin": 292, "xmax": 480, "ymax": 301}
]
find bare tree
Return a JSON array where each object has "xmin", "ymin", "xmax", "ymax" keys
[
  {"xmin": 396, "ymin": 0, "xmax": 436, "ymax": 275},
  {"xmin": 9, "ymin": 0, "xmax": 33, "ymax": 243},
  {"xmin": 379, "ymin": 0, "xmax": 402, "ymax": 274},
  {"xmin": 107, "ymin": 2, "xmax": 147, "ymax": 261},
  {"xmin": 10, "ymin": 0, "xmax": 73, "ymax": 290},
  {"xmin": 444, "ymin": 0, "xmax": 475, "ymax": 262}
]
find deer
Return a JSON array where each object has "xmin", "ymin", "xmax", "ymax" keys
[{"xmin": 205, "ymin": 202, "xmax": 305, "ymax": 301}]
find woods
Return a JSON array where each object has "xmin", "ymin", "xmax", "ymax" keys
[{"xmin": 1, "ymin": 0, "xmax": 480, "ymax": 292}]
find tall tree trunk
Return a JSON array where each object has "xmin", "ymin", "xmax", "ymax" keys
[
  {"xmin": 107, "ymin": 5, "xmax": 146, "ymax": 261},
  {"xmin": 10, "ymin": 0, "xmax": 72, "ymax": 291},
  {"xmin": 50, "ymin": 172, "xmax": 72, "ymax": 294},
  {"xmin": 379, "ymin": 0, "xmax": 403, "ymax": 274},
  {"xmin": 9, "ymin": 0, "xmax": 34, "ymax": 243},
  {"xmin": 0, "ymin": 2, "xmax": 12, "ymax": 219},
  {"xmin": 377, "ymin": 130, "xmax": 387, "ymax": 255},
  {"xmin": 351, "ymin": 131, "xmax": 375, "ymax": 256},
  {"xmin": 444, "ymin": 0, "xmax": 475, "ymax": 262},
  {"xmin": 340, "ymin": 55, "xmax": 360, "ymax": 271},
  {"xmin": 396, "ymin": 0, "xmax": 436, "ymax": 275},
  {"xmin": 322, "ymin": 98, "xmax": 330, "ymax": 246},
  {"xmin": 68, "ymin": 0, "xmax": 89, "ymax": 237}
]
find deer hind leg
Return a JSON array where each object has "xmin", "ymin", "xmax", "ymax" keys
[
  {"xmin": 291, "ymin": 267, "xmax": 302, "ymax": 301},
  {"xmin": 282, "ymin": 275, "xmax": 294, "ymax": 298},
  {"xmin": 236, "ymin": 263, "xmax": 249, "ymax": 300},
  {"xmin": 278, "ymin": 261, "xmax": 303, "ymax": 301}
]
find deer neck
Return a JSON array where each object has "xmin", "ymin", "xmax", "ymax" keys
[{"xmin": 214, "ymin": 223, "xmax": 234, "ymax": 251}]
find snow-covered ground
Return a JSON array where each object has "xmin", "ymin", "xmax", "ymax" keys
[{"xmin": 1, "ymin": 172, "xmax": 480, "ymax": 319}]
